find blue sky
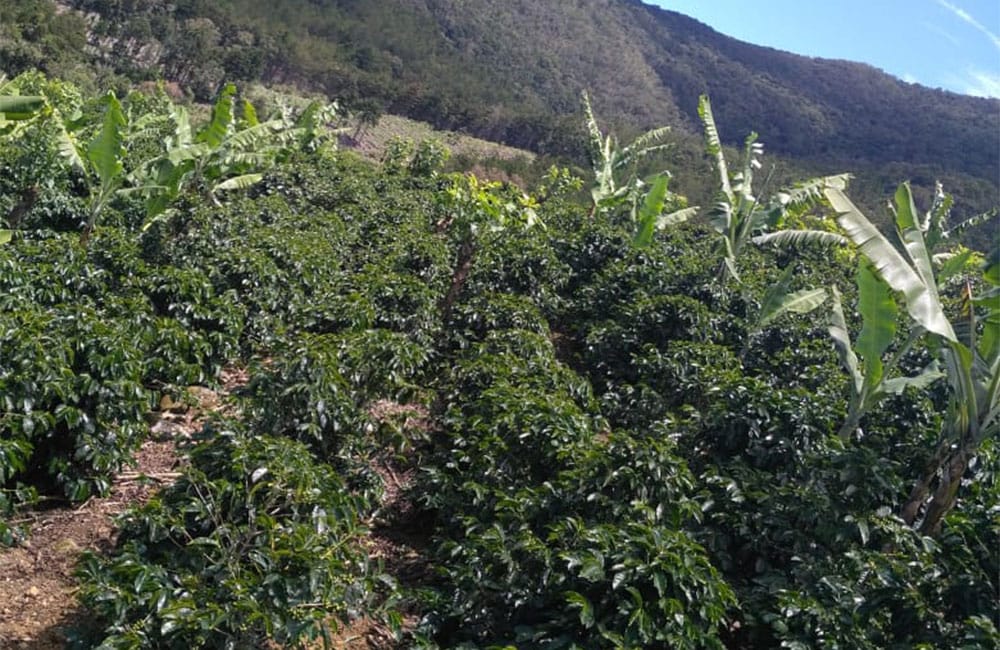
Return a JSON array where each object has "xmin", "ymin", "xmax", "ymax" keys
[{"xmin": 652, "ymin": 0, "xmax": 1000, "ymax": 98}]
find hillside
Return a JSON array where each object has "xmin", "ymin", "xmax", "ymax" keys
[
  {"xmin": 4, "ymin": 0, "xmax": 998, "ymax": 176},
  {"xmin": 15, "ymin": 0, "xmax": 993, "ymax": 178}
]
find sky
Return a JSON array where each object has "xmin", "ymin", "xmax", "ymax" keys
[{"xmin": 652, "ymin": 0, "xmax": 1000, "ymax": 98}]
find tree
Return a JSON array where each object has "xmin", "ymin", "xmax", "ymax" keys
[
  {"xmin": 349, "ymin": 97, "xmax": 383, "ymax": 143},
  {"xmin": 437, "ymin": 173, "xmax": 540, "ymax": 325}
]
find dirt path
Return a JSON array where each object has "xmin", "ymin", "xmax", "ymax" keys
[{"xmin": 0, "ymin": 367, "xmax": 247, "ymax": 649}]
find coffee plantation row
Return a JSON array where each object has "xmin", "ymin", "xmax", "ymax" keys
[{"xmin": 0, "ymin": 73, "xmax": 997, "ymax": 649}]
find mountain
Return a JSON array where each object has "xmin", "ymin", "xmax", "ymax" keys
[{"xmin": 3, "ymin": 0, "xmax": 998, "ymax": 219}]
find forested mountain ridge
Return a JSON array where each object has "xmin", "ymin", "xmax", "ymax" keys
[
  {"xmin": 2, "ymin": 0, "xmax": 998, "ymax": 243},
  {"xmin": 12, "ymin": 0, "xmax": 994, "ymax": 182}
]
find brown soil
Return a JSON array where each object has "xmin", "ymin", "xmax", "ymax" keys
[
  {"xmin": 347, "ymin": 401, "xmax": 437, "ymax": 649},
  {"xmin": 0, "ymin": 367, "xmax": 248, "ymax": 649}
]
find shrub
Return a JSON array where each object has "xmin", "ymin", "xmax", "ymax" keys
[{"xmin": 76, "ymin": 426, "xmax": 390, "ymax": 649}]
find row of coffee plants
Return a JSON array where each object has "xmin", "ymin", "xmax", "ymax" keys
[
  {"xmin": 1, "ymin": 73, "xmax": 996, "ymax": 647},
  {"xmin": 69, "ymin": 153, "xmax": 453, "ymax": 645}
]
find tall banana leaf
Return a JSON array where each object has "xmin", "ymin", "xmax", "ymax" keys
[
  {"xmin": 0, "ymin": 95, "xmax": 45, "ymax": 120},
  {"xmin": 657, "ymin": 206, "xmax": 698, "ymax": 229},
  {"xmin": 979, "ymin": 253, "xmax": 1000, "ymax": 437},
  {"xmin": 752, "ymin": 229, "xmax": 847, "ymax": 248},
  {"xmin": 80, "ymin": 92, "xmax": 127, "ymax": 242},
  {"xmin": 825, "ymin": 183, "xmax": 955, "ymax": 341},
  {"xmin": 170, "ymin": 103, "xmax": 193, "ymax": 150},
  {"xmin": 829, "ymin": 286, "xmax": 862, "ymax": 397},
  {"xmin": 197, "ymin": 83, "xmax": 236, "ymax": 148},
  {"xmin": 890, "ymin": 183, "xmax": 941, "ymax": 302},
  {"xmin": 213, "ymin": 173, "xmax": 264, "ymax": 192},
  {"xmin": 88, "ymin": 92, "xmax": 126, "ymax": 191},
  {"xmin": 771, "ymin": 173, "xmax": 851, "ymax": 214},
  {"xmin": 737, "ymin": 266, "xmax": 828, "ymax": 362},
  {"xmin": 698, "ymin": 95, "xmax": 732, "ymax": 204},
  {"xmin": 828, "ymin": 273, "xmax": 941, "ymax": 440},
  {"xmin": 631, "ymin": 173, "xmax": 698, "ymax": 249},
  {"xmin": 53, "ymin": 111, "xmax": 87, "ymax": 173},
  {"xmin": 921, "ymin": 181, "xmax": 952, "ymax": 249},
  {"xmin": 856, "ymin": 261, "xmax": 898, "ymax": 393},
  {"xmin": 632, "ymin": 175, "xmax": 669, "ymax": 249},
  {"xmin": 757, "ymin": 267, "xmax": 827, "ymax": 329},
  {"xmin": 241, "ymin": 99, "xmax": 259, "ymax": 127}
]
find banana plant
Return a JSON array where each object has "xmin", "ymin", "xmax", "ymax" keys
[
  {"xmin": 582, "ymin": 91, "xmax": 672, "ymax": 212},
  {"xmin": 698, "ymin": 95, "xmax": 847, "ymax": 284},
  {"xmin": 581, "ymin": 91, "xmax": 693, "ymax": 245},
  {"xmin": 136, "ymin": 84, "xmax": 267, "ymax": 226},
  {"xmin": 699, "ymin": 94, "xmax": 764, "ymax": 283},
  {"xmin": 52, "ymin": 91, "xmax": 129, "ymax": 245},
  {"xmin": 825, "ymin": 181, "xmax": 999, "ymax": 535},
  {"xmin": 137, "ymin": 85, "xmax": 339, "ymax": 230},
  {"xmin": 52, "ymin": 88, "xmax": 196, "ymax": 245},
  {"xmin": 827, "ymin": 264, "xmax": 943, "ymax": 441}
]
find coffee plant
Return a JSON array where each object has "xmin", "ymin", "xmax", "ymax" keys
[{"xmin": 76, "ymin": 424, "xmax": 390, "ymax": 649}]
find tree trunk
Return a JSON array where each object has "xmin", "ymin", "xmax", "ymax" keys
[
  {"xmin": 439, "ymin": 236, "xmax": 475, "ymax": 326},
  {"xmin": 836, "ymin": 404, "xmax": 863, "ymax": 442},
  {"xmin": 6, "ymin": 186, "xmax": 38, "ymax": 228}
]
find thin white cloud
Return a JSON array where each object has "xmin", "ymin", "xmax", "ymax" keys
[
  {"xmin": 902, "ymin": 72, "xmax": 919, "ymax": 83},
  {"xmin": 936, "ymin": 0, "xmax": 1000, "ymax": 50},
  {"xmin": 963, "ymin": 69, "xmax": 1000, "ymax": 97},
  {"xmin": 920, "ymin": 20, "xmax": 961, "ymax": 47}
]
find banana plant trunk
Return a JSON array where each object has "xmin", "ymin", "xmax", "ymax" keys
[
  {"xmin": 919, "ymin": 447, "xmax": 970, "ymax": 535},
  {"xmin": 901, "ymin": 437, "xmax": 975, "ymax": 535}
]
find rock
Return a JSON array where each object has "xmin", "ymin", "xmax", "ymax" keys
[
  {"xmin": 187, "ymin": 386, "xmax": 220, "ymax": 411},
  {"xmin": 54, "ymin": 538, "xmax": 80, "ymax": 555},
  {"xmin": 158, "ymin": 394, "xmax": 188, "ymax": 414},
  {"xmin": 150, "ymin": 418, "xmax": 189, "ymax": 437}
]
